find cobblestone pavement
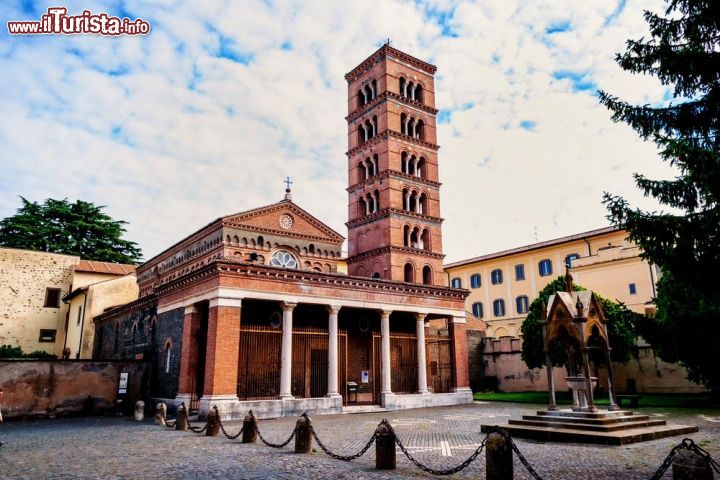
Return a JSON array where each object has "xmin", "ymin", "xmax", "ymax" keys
[{"xmin": 0, "ymin": 402, "xmax": 718, "ymax": 479}]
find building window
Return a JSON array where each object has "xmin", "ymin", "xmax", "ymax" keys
[
  {"xmin": 470, "ymin": 274, "xmax": 481, "ymax": 288},
  {"xmin": 565, "ymin": 253, "xmax": 580, "ymax": 268},
  {"xmin": 451, "ymin": 277, "xmax": 462, "ymax": 288},
  {"xmin": 472, "ymin": 302, "xmax": 484, "ymax": 318},
  {"xmin": 515, "ymin": 264, "xmax": 525, "ymax": 281},
  {"xmin": 164, "ymin": 342, "xmax": 172, "ymax": 373},
  {"xmin": 270, "ymin": 250, "xmax": 298, "ymax": 269},
  {"xmin": 516, "ymin": 295, "xmax": 529, "ymax": 314},
  {"xmin": 38, "ymin": 329, "xmax": 56, "ymax": 342},
  {"xmin": 76, "ymin": 306, "xmax": 83, "ymax": 326},
  {"xmin": 538, "ymin": 259, "xmax": 553, "ymax": 277},
  {"xmin": 629, "ymin": 283, "xmax": 637, "ymax": 295},
  {"xmin": 491, "ymin": 269, "xmax": 503, "ymax": 285},
  {"xmin": 44, "ymin": 288, "xmax": 61, "ymax": 308},
  {"xmin": 493, "ymin": 299, "xmax": 506, "ymax": 317}
]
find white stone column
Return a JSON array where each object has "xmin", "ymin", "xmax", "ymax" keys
[
  {"xmin": 416, "ymin": 313, "xmax": 429, "ymax": 394},
  {"xmin": 327, "ymin": 305, "xmax": 341, "ymax": 397},
  {"xmin": 380, "ymin": 310, "xmax": 392, "ymax": 394},
  {"xmin": 279, "ymin": 302, "xmax": 297, "ymax": 399}
]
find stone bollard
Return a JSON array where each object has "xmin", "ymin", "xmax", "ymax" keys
[
  {"xmin": 175, "ymin": 402, "xmax": 189, "ymax": 431},
  {"xmin": 242, "ymin": 411, "xmax": 258, "ymax": 444},
  {"xmin": 294, "ymin": 413, "xmax": 313, "ymax": 454},
  {"xmin": 672, "ymin": 448, "xmax": 714, "ymax": 480},
  {"xmin": 154, "ymin": 402, "xmax": 167, "ymax": 426},
  {"xmin": 205, "ymin": 407, "xmax": 221, "ymax": 436},
  {"xmin": 375, "ymin": 421, "xmax": 396, "ymax": 470},
  {"xmin": 486, "ymin": 431, "xmax": 513, "ymax": 480},
  {"xmin": 134, "ymin": 401, "xmax": 145, "ymax": 421}
]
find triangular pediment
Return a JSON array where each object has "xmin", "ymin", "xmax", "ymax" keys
[{"xmin": 222, "ymin": 200, "xmax": 344, "ymax": 243}]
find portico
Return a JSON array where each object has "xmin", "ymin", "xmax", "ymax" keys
[{"xmin": 161, "ymin": 263, "xmax": 470, "ymax": 419}]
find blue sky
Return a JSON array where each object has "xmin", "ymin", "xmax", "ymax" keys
[{"xmin": 0, "ymin": 0, "xmax": 674, "ymax": 262}]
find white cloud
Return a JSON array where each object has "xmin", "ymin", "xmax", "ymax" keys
[{"xmin": 0, "ymin": 0, "xmax": 676, "ymax": 264}]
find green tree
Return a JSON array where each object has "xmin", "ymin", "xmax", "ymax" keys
[
  {"xmin": 598, "ymin": 0, "xmax": 720, "ymax": 394},
  {"xmin": 520, "ymin": 276, "xmax": 641, "ymax": 370},
  {"xmin": 0, "ymin": 197, "xmax": 142, "ymax": 264}
]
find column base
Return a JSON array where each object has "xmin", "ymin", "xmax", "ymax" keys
[
  {"xmin": 451, "ymin": 387, "xmax": 472, "ymax": 394},
  {"xmin": 418, "ymin": 390, "xmax": 431, "ymax": 395},
  {"xmin": 608, "ymin": 404, "xmax": 622, "ymax": 411},
  {"xmin": 547, "ymin": 404, "xmax": 558, "ymax": 411},
  {"xmin": 326, "ymin": 393, "xmax": 342, "ymax": 399},
  {"xmin": 279, "ymin": 394, "xmax": 295, "ymax": 400}
]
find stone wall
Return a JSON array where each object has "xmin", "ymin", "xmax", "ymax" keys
[
  {"xmin": 476, "ymin": 336, "xmax": 706, "ymax": 394},
  {"xmin": 0, "ymin": 248, "xmax": 79, "ymax": 355},
  {"xmin": 0, "ymin": 360, "xmax": 149, "ymax": 418}
]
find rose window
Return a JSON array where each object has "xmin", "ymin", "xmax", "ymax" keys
[{"xmin": 270, "ymin": 250, "xmax": 298, "ymax": 269}]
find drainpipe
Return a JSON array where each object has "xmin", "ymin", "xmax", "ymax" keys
[
  {"xmin": 583, "ymin": 238, "xmax": 592, "ymax": 256},
  {"xmin": 77, "ymin": 291, "xmax": 89, "ymax": 359}
]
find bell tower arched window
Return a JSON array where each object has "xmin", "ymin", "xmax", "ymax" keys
[{"xmin": 404, "ymin": 263, "xmax": 414, "ymax": 283}]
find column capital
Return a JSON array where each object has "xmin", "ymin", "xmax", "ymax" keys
[
  {"xmin": 379, "ymin": 309, "xmax": 392, "ymax": 319},
  {"xmin": 415, "ymin": 312, "xmax": 428, "ymax": 322},
  {"xmin": 184, "ymin": 305, "xmax": 199, "ymax": 315},
  {"xmin": 209, "ymin": 297, "xmax": 243, "ymax": 308},
  {"xmin": 450, "ymin": 313, "xmax": 466, "ymax": 324},
  {"xmin": 326, "ymin": 305, "xmax": 342, "ymax": 315},
  {"xmin": 282, "ymin": 302, "xmax": 297, "ymax": 312}
]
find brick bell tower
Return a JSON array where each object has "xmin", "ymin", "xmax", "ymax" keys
[{"xmin": 345, "ymin": 44, "xmax": 446, "ymax": 286}]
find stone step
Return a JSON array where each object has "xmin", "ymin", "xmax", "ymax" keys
[
  {"xmin": 522, "ymin": 414, "xmax": 651, "ymax": 425},
  {"xmin": 509, "ymin": 418, "xmax": 667, "ymax": 432},
  {"xmin": 535, "ymin": 409, "xmax": 634, "ymax": 419},
  {"xmin": 483, "ymin": 423, "xmax": 699, "ymax": 445}
]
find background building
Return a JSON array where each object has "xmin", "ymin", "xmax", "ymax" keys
[
  {"xmin": 444, "ymin": 226, "xmax": 655, "ymax": 338},
  {"xmin": 445, "ymin": 228, "xmax": 704, "ymax": 394},
  {"xmin": 62, "ymin": 261, "xmax": 137, "ymax": 359},
  {"xmin": 0, "ymin": 247, "xmax": 135, "ymax": 356}
]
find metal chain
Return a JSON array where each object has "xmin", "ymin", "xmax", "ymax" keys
[
  {"xmin": 386, "ymin": 420, "xmax": 487, "ymax": 476},
  {"xmin": 257, "ymin": 425, "xmax": 297, "ymax": 448},
  {"xmin": 164, "ymin": 419, "xmax": 176, "ymax": 428},
  {"xmin": 187, "ymin": 422, "xmax": 207, "ymax": 434},
  {"xmin": 484, "ymin": 426, "xmax": 545, "ymax": 480},
  {"xmin": 310, "ymin": 426, "xmax": 376, "ymax": 461},
  {"xmin": 217, "ymin": 416, "xmax": 244, "ymax": 440},
  {"xmin": 649, "ymin": 438, "xmax": 720, "ymax": 480}
]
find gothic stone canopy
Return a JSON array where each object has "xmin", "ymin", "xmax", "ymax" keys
[{"xmin": 543, "ymin": 290, "xmax": 608, "ymax": 351}]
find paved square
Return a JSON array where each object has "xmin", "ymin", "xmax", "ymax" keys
[{"xmin": 0, "ymin": 402, "xmax": 718, "ymax": 479}]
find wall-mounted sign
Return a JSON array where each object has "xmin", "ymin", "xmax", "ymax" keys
[
  {"xmin": 361, "ymin": 370, "xmax": 369, "ymax": 384},
  {"xmin": 118, "ymin": 372, "xmax": 129, "ymax": 394}
]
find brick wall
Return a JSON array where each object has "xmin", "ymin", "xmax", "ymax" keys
[{"xmin": 0, "ymin": 360, "xmax": 149, "ymax": 418}]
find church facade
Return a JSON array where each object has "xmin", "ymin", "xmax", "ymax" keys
[{"xmin": 93, "ymin": 45, "xmax": 472, "ymax": 419}]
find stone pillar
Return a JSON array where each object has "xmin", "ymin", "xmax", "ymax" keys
[
  {"xmin": 280, "ymin": 302, "xmax": 297, "ymax": 399},
  {"xmin": 449, "ymin": 315, "xmax": 471, "ymax": 392},
  {"xmin": 416, "ymin": 313, "xmax": 429, "ymax": 394},
  {"xmin": 203, "ymin": 298, "xmax": 242, "ymax": 401},
  {"xmin": 545, "ymin": 353, "xmax": 557, "ymax": 411},
  {"xmin": 605, "ymin": 349, "xmax": 620, "ymax": 410},
  {"xmin": 327, "ymin": 305, "xmax": 341, "ymax": 397},
  {"xmin": 177, "ymin": 305, "xmax": 200, "ymax": 401},
  {"xmin": 380, "ymin": 310, "xmax": 392, "ymax": 394},
  {"xmin": 581, "ymin": 347, "xmax": 597, "ymax": 412}
]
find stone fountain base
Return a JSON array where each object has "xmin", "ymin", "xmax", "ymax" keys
[{"xmin": 482, "ymin": 409, "xmax": 698, "ymax": 445}]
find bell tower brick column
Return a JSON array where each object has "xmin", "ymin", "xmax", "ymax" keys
[
  {"xmin": 177, "ymin": 305, "xmax": 200, "ymax": 398},
  {"xmin": 449, "ymin": 315, "xmax": 471, "ymax": 392},
  {"xmin": 203, "ymin": 298, "xmax": 242, "ymax": 398}
]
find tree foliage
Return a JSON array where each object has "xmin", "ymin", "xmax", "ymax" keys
[
  {"xmin": 598, "ymin": 0, "xmax": 720, "ymax": 392},
  {"xmin": 520, "ymin": 276, "xmax": 642, "ymax": 370},
  {"xmin": 0, "ymin": 197, "xmax": 142, "ymax": 264}
]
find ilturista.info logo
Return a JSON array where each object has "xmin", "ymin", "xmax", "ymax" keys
[{"xmin": 7, "ymin": 7, "xmax": 151, "ymax": 35}]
